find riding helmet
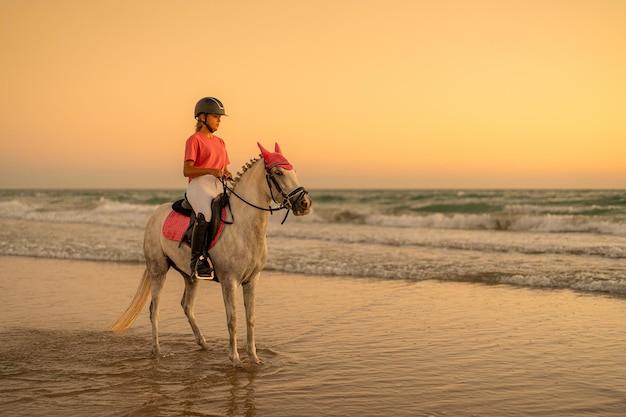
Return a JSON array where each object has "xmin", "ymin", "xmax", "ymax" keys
[{"xmin": 194, "ymin": 97, "xmax": 227, "ymax": 118}]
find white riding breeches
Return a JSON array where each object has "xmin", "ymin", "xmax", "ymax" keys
[{"xmin": 186, "ymin": 174, "xmax": 221, "ymax": 219}]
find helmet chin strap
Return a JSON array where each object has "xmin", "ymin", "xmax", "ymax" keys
[
  {"xmin": 202, "ymin": 120, "xmax": 215, "ymax": 133},
  {"xmin": 198, "ymin": 116, "xmax": 215, "ymax": 133}
]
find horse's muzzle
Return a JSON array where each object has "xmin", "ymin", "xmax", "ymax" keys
[{"xmin": 291, "ymin": 191, "xmax": 312, "ymax": 216}]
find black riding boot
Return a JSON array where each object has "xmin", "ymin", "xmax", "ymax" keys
[{"xmin": 190, "ymin": 213, "xmax": 214, "ymax": 280}]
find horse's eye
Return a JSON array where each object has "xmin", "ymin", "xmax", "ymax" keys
[{"xmin": 274, "ymin": 170, "xmax": 283, "ymax": 176}]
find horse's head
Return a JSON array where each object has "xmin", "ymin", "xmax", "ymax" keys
[{"xmin": 258, "ymin": 142, "xmax": 312, "ymax": 216}]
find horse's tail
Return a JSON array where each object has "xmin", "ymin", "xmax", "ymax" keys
[{"xmin": 109, "ymin": 269, "xmax": 151, "ymax": 333}]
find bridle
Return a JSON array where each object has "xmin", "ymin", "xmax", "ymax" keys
[
  {"xmin": 265, "ymin": 164, "xmax": 308, "ymax": 211},
  {"xmin": 221, "ymin": 162, "xmax": 309, "ymax": 224}
]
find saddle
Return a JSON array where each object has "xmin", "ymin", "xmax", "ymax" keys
[{"xmin": 164, "ymin": 193, "xmax": 230, "ymax": 249}]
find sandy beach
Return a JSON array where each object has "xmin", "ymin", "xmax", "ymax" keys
[{"xmin": 1, "ymin": 255, "xmax": 626, "ymax": 416}]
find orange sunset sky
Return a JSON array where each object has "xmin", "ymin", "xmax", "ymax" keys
[{"xmin": 1, "ymin": 0, "xmax": 625, "ymax": 189}]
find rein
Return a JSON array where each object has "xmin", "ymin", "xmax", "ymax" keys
[{"xmin": 220, "ymin": 167, "xmax": 308, "ymax": 224}]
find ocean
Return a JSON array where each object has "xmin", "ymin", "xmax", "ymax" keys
[
  {"xmin": 3, "ymin": 188, "xmax": 626, "ymax": 416},
  {"xmin": 1, "ymin": 188, "xmax": 625, "ymax": 295}
]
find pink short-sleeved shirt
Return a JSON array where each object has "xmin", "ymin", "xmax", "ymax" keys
[{"xmin": 184, "ymin": 132, "xmax": 230, "ymax": 180}]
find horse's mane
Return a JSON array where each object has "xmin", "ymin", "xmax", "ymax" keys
[{"xmin": 232, "ymin": 155, "xmax": 263, "ymax": 184}]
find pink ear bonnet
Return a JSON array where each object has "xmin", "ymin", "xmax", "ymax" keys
[{"xmin": 257, "ymin": 142, "xmax": 293, "ymax": 170}]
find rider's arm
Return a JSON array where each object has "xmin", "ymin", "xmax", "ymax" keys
[{"xmin": 183, "ymin": 160, "xmax": 224, "ymax": 179}]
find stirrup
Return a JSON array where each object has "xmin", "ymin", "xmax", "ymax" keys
[{"xmin": 193, "ymin": 255, "xmax": 214, "ymax": 280}]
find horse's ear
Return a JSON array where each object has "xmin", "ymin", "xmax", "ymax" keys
[
  {"xmin": 257, "ymin": 142, "xmax": 271, "ymax": 159},
  {"xmin": 274, "ymin": 143, "xmax": 282, "ymax": 154}
]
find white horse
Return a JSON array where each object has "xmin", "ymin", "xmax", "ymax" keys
[{"xmin": 110, "ymin": 143, "xmax": 312, "ymax": 367}]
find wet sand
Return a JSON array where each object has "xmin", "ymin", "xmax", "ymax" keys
[{"xmin": 1, "ymin": 255, "xmax": 626, "ymax": 416}]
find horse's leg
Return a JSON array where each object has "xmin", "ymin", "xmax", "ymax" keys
[
  {"xmin": 221, "ymin": 280, "xmax": 242, "ymax": 367},
  {"xmin": 149, "ymin": 270, "xmax": 167, "ymax": 356},
  {"xmin": 243, "ymin": 273, "xmax": 261, "ymax": 365},
  {"xmin": 181, "ymin": 275, "xmax": 210, "ymax": 349}
]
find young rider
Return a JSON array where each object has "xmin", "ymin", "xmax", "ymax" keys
[{"xmin": 183, "ymin": 97, "xmax": 232, "ymax": 280}]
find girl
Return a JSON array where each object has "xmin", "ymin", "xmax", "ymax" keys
[{"xmin": 183, "ymin": 97, "xmax": 232, "ymax": 279}]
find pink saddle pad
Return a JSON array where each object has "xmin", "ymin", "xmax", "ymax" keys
[
  {"xmin": 162, "ymin": 211, "xmax": 190, "ymax": 243},
  {"xmin": 162, "ymin": 209, "xmax": 226, "ymax": 249}
]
